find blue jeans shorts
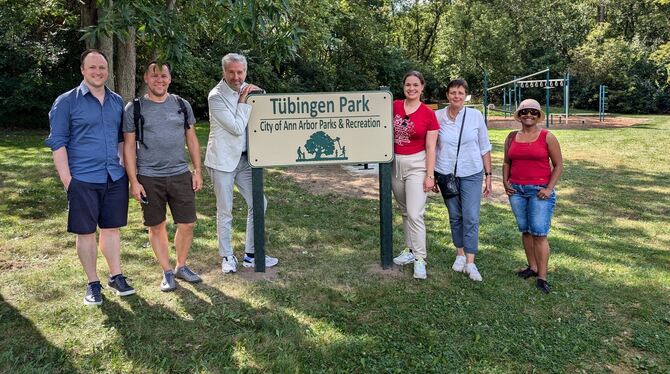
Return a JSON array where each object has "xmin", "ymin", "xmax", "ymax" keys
[{"xmin": 508, "ymin": 183, "xmax": 556, "ymax": 236}]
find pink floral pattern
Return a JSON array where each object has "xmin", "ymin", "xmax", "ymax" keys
[{"xmin": 393, "ymin": 114, "xmax": 414, "ymax": 146}]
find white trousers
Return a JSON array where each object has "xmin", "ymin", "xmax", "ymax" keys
[
  {"xmin": 208, "ymin": 155, "xmax": 267, "ymax": 257},
  {"xmin": 392, "ymin": 151, "xmax": 428, "ymax": 258}
]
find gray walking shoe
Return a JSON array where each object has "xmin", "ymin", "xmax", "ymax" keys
[
  {"xmin": 174, "ymin": 266, "xmax": 202, "ymax": 283},
  {"xmin": 160, "ymin": 271, "xmax": 177, "ymax": 292}
]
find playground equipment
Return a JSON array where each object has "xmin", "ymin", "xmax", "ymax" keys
[
  {"xmin": 483, "ymin": 68, "xmax": 570, "ymax": 128},
  {"xmin": 598, "ymin": 84, "xmax": 607, "ymax": 122}
]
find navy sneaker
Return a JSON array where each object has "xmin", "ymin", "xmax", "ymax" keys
[
  {"xmin": 517, "ymin": 266, "xmax": 538, "ymax": 279},
  {"xmin": 107, "ymin": 274, "xmax": 136, "ymax": 296},
  {"xmin": 84, "ymin": 281, "xmax": 103, "ymax": 306},
  {"xmin": 536, "ymin": 278, "xmax": 551, "ymax": 294}
]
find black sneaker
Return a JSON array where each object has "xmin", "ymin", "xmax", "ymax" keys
[
  {"xmin": 84, "ymin": 281, "xmax": 103, "ymax": 306},
  {"xmin": 536, "ymin": 278, "xmax": 551, "ymax": 294},
  {"xmin": 108, "ymin": 274, "xmax": 136, "ymax": 296},
  {"xmin": 517, "ymin": 266, "xmax": 538, "ymax": 279}
]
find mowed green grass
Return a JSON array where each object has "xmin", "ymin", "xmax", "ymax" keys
[{"xmin": 1, "ymin": 117, "xmax": 668, "ymax": 373}]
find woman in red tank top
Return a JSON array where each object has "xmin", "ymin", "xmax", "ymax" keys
[{"xmin": 502, "ymin": 99, "xmax": 563, "ymax": 294}]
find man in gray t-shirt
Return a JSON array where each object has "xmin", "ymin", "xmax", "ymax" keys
[{"xmin": 122, "ymin": 61, "xmax": 204, "ymax": 292}]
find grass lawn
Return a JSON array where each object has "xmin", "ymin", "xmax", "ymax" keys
[{"xmin": 1, "ymin": 116, "xmax": 669, "ymax": 373}]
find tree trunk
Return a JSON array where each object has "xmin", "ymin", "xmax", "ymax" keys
[
  {"xmin": 80, "ymin": 0, "xmax": 97, "ymax": 49},
  {"xmin": 97, "ymin": 0, "xmax": 114, "ymax": 90},
  {"xmin": 598, "ymin": 2, "xmax": 606, "ymax": 23},
  {"xmin": 115, "ymin": 26, "xmax": 136, "ymax": 103}
]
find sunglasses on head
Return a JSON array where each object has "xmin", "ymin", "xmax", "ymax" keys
[{"xmin": 519, "ymin": 108, "xmax": 540, "ymax": 116}]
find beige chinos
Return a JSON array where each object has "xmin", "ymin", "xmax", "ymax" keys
[{"xmin": 392, "ymin": 150, "xmax": 428, "ymax": 259}]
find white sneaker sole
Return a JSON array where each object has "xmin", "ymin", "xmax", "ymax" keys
[
  {"xmin": 413, "ymin": 273, "xmax": 427, "ymax": 279},
  {"xmin": 222, "ymin": 267, "xmax": 237, "ymax": 274},
  {"xmin": 83, "ymin": 299, "xmax": 102, "ymax": 306},
  {"xmin": 394, "ymin": 258, "xmax": 415, "ymax": 266},
  {"xmin": 113, "ymin": 289, "xmax": 136, "ymax": 296},
  {"xmin": 242, "ymin": 259, "xmax": 279, "ymax": 268}
]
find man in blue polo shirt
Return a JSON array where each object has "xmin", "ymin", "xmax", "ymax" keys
[{"xmin": 46, "ymin": 49, "xmax": 135, "ymax": 306}]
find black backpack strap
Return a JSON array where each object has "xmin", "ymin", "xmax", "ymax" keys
[
  {"xmin": 174, "ymin": 95, "xmax": 190, "ymax": 130},
  {"xmin": 133, "ymin": 97, "xmax": 146, "ymax": 149}
]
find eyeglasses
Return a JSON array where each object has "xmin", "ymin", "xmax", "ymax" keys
[{"xmin": 518, "ymin": 109, "xmax": 540, "ymax": 116}]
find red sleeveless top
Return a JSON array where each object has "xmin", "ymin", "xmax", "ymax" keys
[{"xmin": 508, "ymin": 129, "xmax": 551, "ymax": 185}]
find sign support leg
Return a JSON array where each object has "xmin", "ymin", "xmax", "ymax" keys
[
  {"xmin": 252, "ymin": 167, "xmax": 266, "ymax": 272},
  {"xmin": 379, "ymin": 162, "xmax": 393, "ymax": 268}
]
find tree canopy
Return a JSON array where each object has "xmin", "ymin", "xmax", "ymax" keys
[{"xmin": 1, "ymin": 0, "xmax": 668, "ymax": 126}]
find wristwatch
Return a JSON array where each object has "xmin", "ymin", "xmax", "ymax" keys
[{"xmin": 426, "ymin": 175, "xmax": 435, "ymax": 180}]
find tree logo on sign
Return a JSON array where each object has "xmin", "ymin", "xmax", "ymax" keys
[{"xmin": 296, "ymin": 131, "xmax": 348, "ymax": 162}]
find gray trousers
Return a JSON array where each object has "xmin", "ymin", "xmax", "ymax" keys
[{"xmin": 208, "ymin": 155, "xmax": 267, "ymax": 257}]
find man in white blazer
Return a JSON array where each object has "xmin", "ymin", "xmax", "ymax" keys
[{"xmin": 205, "ymin": 53, "xmax": 279, "ymax": 273}]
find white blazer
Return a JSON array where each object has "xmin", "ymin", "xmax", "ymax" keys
[{"xmin": 204, "ymin": 79, "xmax": 253, "ymax": 172}]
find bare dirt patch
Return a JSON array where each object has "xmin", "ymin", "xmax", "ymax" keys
[
  {"xmin": 365, "ymin": 263, "xmax": 405, "ymax": 278},
  {"xmin": 487, "ymin": 115, "xmax": 647, "ymax": 129},
  {"xmin": 280, "ymin": 116, "xmax": 647, "ymax": 201},
  {"xmin": 280, "ymin": 164, "xmax": 509, "ymax": 204},
  {"xmin": 237, "ymin": 266, "xmax": 280, "ymax": 281}
]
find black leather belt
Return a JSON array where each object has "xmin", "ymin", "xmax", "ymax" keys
[{"xmin": 241, "ymin": 151, "xmax": 247, "ymax": 157}]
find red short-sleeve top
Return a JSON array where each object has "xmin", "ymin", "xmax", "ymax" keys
[{"xmin": 393, "ymin": 100, "xmax": 439, "ymax": 155}]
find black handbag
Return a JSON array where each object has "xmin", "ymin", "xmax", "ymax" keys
[{"xmin": 436, "ymin": 108, "xmax": 467, "ymax": 200}]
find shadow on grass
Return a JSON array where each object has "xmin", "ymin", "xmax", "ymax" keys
[{"xmin": 0, "ymin": 294, "xmax": 76, "ymax": 373}]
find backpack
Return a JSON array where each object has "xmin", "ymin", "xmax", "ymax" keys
[{"xmin": 134, "ymin": 94, "xmax": 190, "ymax": 149}]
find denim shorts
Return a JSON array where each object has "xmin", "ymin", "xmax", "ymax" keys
[{"xmin": 508, "ymin": 183, "xmax": 556, "ymax": 236}]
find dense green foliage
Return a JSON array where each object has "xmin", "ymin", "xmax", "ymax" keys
[{"xmin": 1, "ymin": 0, "xmax": 669, "ymax": 127}]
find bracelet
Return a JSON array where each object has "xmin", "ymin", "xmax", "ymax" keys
[
  {"xmin": 426, "ymin": 175, "xmax": 435, "ymax": 180},
  {"xmin": 484, "ymin": 172, "xmax": 492, "ymax": 176}
]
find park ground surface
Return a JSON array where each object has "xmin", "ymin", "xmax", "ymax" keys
[{"xmin": 1, "ymin": 115, "xmax": 669, "ymax": 373}]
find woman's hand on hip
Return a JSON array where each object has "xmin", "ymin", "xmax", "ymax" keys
[
  {"xmin": 537, "ymin": 187, "xmax": 552, "ymax": 200},
  {"xmin": 503, "ymin": 181, "xmax": 516, "ymax": 196}
]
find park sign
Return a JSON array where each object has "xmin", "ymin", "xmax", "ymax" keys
[{"xmin": 247, "ymin": 91, "xmax": 393, "ymax": 167}]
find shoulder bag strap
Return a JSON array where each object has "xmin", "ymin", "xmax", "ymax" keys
[
  {"xmin": 453, "ymin": 108, "xmax": 467, "ymax": 175},
  {"xmin": 133, "ymin": 97, "xmax": 146, "ymax": 149}
]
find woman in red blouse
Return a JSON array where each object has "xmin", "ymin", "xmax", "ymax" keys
[
  {"xmin": 503, "ymin": 99, "xmax": 563, "ymax": 294},
  {"xmin": 391, "ymin": 71, "xmax": 439, "ymax": 279}
]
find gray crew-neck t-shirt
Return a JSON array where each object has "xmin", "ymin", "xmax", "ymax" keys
[{"xmin": 123, "ymin": 95, "xmax": 196, "ymax": 177}]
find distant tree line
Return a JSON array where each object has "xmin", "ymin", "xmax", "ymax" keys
[{"xmin": 1, "ymin": 0, "xmax": 669, "ymax": 127}]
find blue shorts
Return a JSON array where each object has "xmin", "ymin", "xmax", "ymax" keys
[
  {"xmin": 508, "ymin": 183, "xmax": 556, "ymax": 236},
  {"xmin": 67, "ymin": 174, "xmax": 129, "ymax": 234}
]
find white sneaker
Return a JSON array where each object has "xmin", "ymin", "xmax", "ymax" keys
[
  {"xmin": 465, "ymin": 263, "xmax": 482, "ymax": 281},
  {"xmin": 413, "ymin": 257, "xmax": 427, "ymax": 279},
  {"xmin": 452, "ymin": 255, "xmax": 466, "ymax": 272},
  {"xmin": 393, "ymin": 249, "xmax": 416, "ymax": 266},
  {"xmin": 242, "ymin": 255, "xmax": 279, "ymax": 268},
  {"xmin": 221, "ymin": 255, "xmax": 238, "ymax": 273}
]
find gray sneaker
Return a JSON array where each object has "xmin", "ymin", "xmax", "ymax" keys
[
  {"xmin": 160, "ymin": 271, "xmax": 177, "ymax": 292},
  {"xmin": 174, "ymin": 266, "xmax": 202, "ymax": 283}
]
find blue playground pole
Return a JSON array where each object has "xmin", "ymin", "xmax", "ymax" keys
[
  {"xmin": 564, "ymin": 73, "xmax": 570, "ymax": 117},
  {"xmin": 545, "ymin": 68, "xmax": 550, "ymax": 128},
  {"xmin": 483, "ymin": 71, "xmax": 488, "ymax": 126}
]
